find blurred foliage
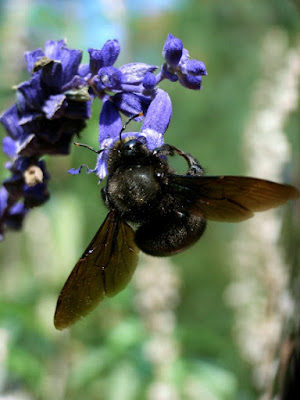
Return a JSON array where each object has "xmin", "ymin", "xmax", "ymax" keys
[{"xmin": 0, "ymin": 0, "xmax": 299, "ymax": 399}]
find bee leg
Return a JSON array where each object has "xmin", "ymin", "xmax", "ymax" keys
[
  {"xmin": 154, "ymin": 144, "xmax": 204, "ymax": 176},
  {"xmin": 172, "ymin": 148, "xmax": 204, "ymax": 176},
  {"xmin": 186, "ymin": 163, "xmax": 204, "ymax": 176},
  {"xmin": 152, "ymin": 144, "xmax": 176, "ymax": 157}
]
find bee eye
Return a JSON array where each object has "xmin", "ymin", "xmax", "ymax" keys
[{"xmin": 123, "ymin": 139, "xmax": 143, "ymax": 156}]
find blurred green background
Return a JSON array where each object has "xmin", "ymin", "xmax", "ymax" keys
[{"xmin": 0, "ymin": 1, "xmax": 299, "ymax": 399}]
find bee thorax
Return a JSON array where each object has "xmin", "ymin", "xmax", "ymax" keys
[{"xmin": 107, "ymin": 165, "xmax": 161, "ymax": 215}]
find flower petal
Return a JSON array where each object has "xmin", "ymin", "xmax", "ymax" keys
[
  {"xmin": 61, "ymin": 75, "xmax": 88, "ymax": 92},
  {"xmin": 59, "ymin": 48, "xmax": 82, "ymax": 84},
  {"xmin": 0, "ymin": 187, "xmax": 9, "ymax": 217},
  {"xmin": 88, "ymin": 40, "xmax": 120, "ymax": 75},
  {"xmin": 143, "ymin": 71, "xmax": 157, "ymax": 90},
  {"xmin": 162, "ymin": 34, "xmax": 183, "ymax": 66},
  {"xmin": 94, "ymin": 151, "xmax": 109, "ymax": 180},
  {"xmin": 142, "ymin": 88, "xmax": 172, "ymax": 135},
  {"xmin": 101, "ymin": 39, "xmax": 120, "ymax": 67},
  {"xmin": 99, "ymin": 100, "xmax": 122, "ymax": 143},
  {"xmin": 17, "ymin": 74, "xmax": 45, "ymax": 110},
  {"xmin": 88, "ymin": 48, "xmax": 104, "ymax": 75},
  {"xmin": 119, "ymin": 63, "xmax": 157, "ymax": 84},
  {"xmin": 24, "ymin": 48, "xmax": 45, "ymax": 74},
  {"xmin": 43, "ymin": 40, "xmax": 81, "ymax": 84},
  {"xmin": 40, "ymin": 60, "xmax": 63, "ymax": 90},
  {"xmin": 178, "ymin": 48, "xmax": 190, "ymax": 69},
  {"xmin": 3, "ymin": 137, "xmax": 17, "ymax": 157},
  {"xmin": 98, "ymin": 66, "xmax": 123, "ymax": 90},
  {"xmin": 0, "ymin": 104, "xmax": 24, "ymax": 140},
  {"xmin": 112, "ymin": 92, "xmax": 151, "ymax": 118},
  {"xmin": 44, "ymin": 39, "xmax": 67, "ymax": 59},
  {"xmin": 140, "ymin": 128, "xmax": 164, "ymax": 150},
  {"xmin": 42, "ymin": 94, "xmax": 67, "ymax": 119},
  {"xmin": 178, "ymin": 73, "xmax": 202, "ymax": 90},
  {"xmin": 185, "ymin": 59, "xmax": 207, "ymax": 76},
  {"xmin": 78, "ymin": 63, "xmax": 90, "ymax": 77}
]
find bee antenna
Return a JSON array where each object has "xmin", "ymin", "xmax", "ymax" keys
[
  {"xmin": 119, "ymin": 112, "xmax": 144, "ymax": 141},
  {"xmin": 73, "ymin": 142, "xmax": 105, "ymax": 154}
]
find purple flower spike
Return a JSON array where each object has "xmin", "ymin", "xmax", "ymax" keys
[
  {"xmin": 2, "ymin": 39, "xmax": 92, "ymax": 158},
  {"xmin": 163, "ymin": 34, "xmax": 183, "ymax": 66}
]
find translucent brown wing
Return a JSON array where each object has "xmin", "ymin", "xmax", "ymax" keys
[
  {"xmin": 168, "ymin": 175, "xmax": 300, "ymax": 222},
  {"xmin": 54, "ymin": 210, "xmax": 139, "ymax": 330}
]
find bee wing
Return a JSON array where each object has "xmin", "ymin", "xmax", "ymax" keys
[
  {"xmin": 168, "ymin": 175, "xmax": 300, "ymax": 222},
  {"xmin": 54, "ymin": 210, "xmax": 139, "ymax": 330}
]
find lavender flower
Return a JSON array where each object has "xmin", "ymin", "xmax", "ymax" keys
[
  {"xmin": 0, "ymin": 39, "xmax": 91, "ymax": 239},
  {"xmin": 1, "ymin": 34, "xmax": 207, "ymax": 238}
]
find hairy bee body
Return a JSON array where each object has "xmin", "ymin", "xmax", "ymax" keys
[
  {"xmin": 54, "ymin": 136, "xmax": 299, "ymax": 330},
  {"xmin": 103, "ymin": 138, "xmax": 206, "ymax": 256}
]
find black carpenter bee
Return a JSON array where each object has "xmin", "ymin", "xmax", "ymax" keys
[{"xmin": 54, "ymin": 132, "xmax": 300, "ymax": 330}]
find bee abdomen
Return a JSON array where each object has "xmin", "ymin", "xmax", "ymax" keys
[{"xmin": 135, "ymin": 213, "xmax": 206, "ymax": 257}]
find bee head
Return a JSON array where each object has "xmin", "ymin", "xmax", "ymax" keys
[{"xmin": 118, "ymin": 137, "xmax": 148, "ymax": 158}]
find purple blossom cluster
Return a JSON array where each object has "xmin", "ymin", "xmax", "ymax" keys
[{"xmin": 0, "ymin": 34, "xmax": 207, "ymax": 240}]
